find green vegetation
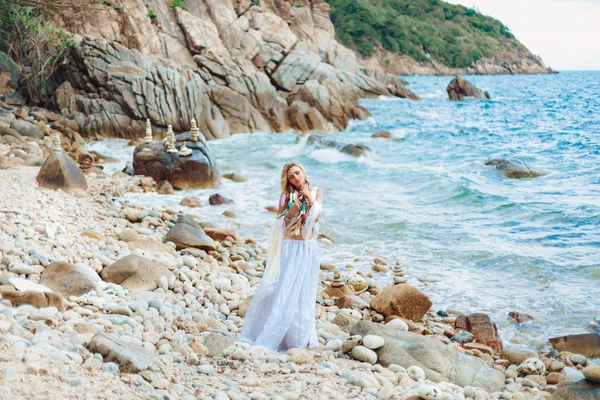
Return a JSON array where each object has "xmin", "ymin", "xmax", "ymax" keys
[
  {"xmin": 0, "ymin": 1, "xmax": 75, "ymax": 104},
  {"xmin": 325, "ymin": 0, "xmax": 515, "ymax": 68},
  {"xmin": 169, "ymin": 0, "xmax": 187, "ymax": 10},
  {"xmin": 147, "ymin": 9, "xmax": 157, "ymax": 19}
]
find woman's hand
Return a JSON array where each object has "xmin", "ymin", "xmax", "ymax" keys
[{"xmin": 299, "ymin": 183, "xmax": 312, "ymax": 204}]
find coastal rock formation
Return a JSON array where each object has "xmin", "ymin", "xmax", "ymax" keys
[
  {"xmin": 306, "ymin": 134, "xmax": 372, "ymax": 157},
  {"xmin": 50, "ymin": 1, "xmax": 417, "ymax": 139},
  {"xmin": 447, "ymin": 76, "xmax": 491, "ymax": 100},
  {"xmin": 549, "ymin": 333, "xmax": 600, "ymax": 358},
  {"xmin": 485, "ymin": 158, "xmax": 546, "ymax": 179},
  {"xmin": 351, "ymin": 321, "xmax": 505, "ymax": 393}
]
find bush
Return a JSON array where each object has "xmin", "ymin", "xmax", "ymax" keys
[
  {"xmin": 169, "ymin": 0, "xmax": 187, "ymax": 10},
  {"xmin": 325, "ymin": 0, "xmax": 516, "ymax": 68},
  {"xmin": 148, "ymin": 10, "xmax": 157, "ymax": 19}
]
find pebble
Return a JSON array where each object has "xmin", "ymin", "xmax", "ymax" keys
[
  {"xmin": 198, "ymin": 365, "xmax": 216, "ymax": 375},
  {"xmin": 362, "ymin": 335, "xmax": 385, "ymax": 350},
  {"xmin": 351, "ymin": 346, "xmax": 377, "ymax": 364},
  {"xmin": 583, "ymin": 364, "xmax": 600, "ymax": 383}
]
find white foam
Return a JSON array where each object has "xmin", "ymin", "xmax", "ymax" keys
[{"xmin": 308, "ymin": 148, "xmax": 355, "ymax": 164}]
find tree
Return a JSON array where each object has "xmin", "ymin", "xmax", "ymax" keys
[{"xmin": 0, "ymin": 0, "xmax": 75, "ymax": 104}]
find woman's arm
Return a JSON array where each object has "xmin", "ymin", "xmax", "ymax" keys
[
  {"xmin": 277, "ymin": 192, "xmax": 288, "ymax": 215},
  {"xmin": 315, "ymin": 187, "xmax": 323, "ymax": 222}
]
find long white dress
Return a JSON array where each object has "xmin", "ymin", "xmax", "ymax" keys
[{"xmin": 239, "ymin": 188, "xmax": 321, "ymax": 352}]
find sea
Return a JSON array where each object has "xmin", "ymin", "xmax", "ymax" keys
[{"xmin": 88, "ymin": 71, "xmax": 600, "ymax": 348}]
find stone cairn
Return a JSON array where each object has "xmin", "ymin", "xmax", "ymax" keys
[
  {"xmin": 144, "ymin": 119, "xmax": 153, "ymax": 143},
  {"xmin": 393, "ymin": 261, "xmax": 407, "ymax": 284},
  {"xmin": 179, "ymin": 140, "xmax": 192, "ymax": 157},
  {"xmin": 52, "ymin": 133, "xmax": 62, "ymax": 153},
  {"xmin": 164, "ymin": 125, "xmax": 178, "ymax": 154},
  {"xmin": 323, "ymin": 271, "xmax": 354, "ymax": 298},
  {"xmin": 190, "ymin": 118, "xmax": 200, "ymax": 142}
]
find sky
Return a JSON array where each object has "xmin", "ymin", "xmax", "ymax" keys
[{"xmin": 445, "ymin": 0, "xmax": 600, "ymax": 70}]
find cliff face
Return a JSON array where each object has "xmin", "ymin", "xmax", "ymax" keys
[{"xmin": 51, "ymin": 0, "xmax": 417, "ymax": 140}]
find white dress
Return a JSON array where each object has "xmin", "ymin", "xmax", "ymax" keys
[{"xmin": 239, "ymin": 188, "xmax": 321, "ymax": 352}]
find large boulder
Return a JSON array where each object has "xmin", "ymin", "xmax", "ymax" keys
[
  {"xmin": 370, "ymin": 283, "xmax": 432, "ymax": 322},
  {"xmin": 454, "ymin": 313, "xmax": 503, "ymax": 353},
  {"xmin": 86, "ymin": 334, "xmax": 166, "ymax": 373},
  {"xmin": 10, "ymin": 119, "xmax": 44, "ymax": 139},
  {"xmin": 447, "ymin": 76, "xmax": 490, "ymax": 100},
  {"xmin": 485, "ymin": 158, "xmax": 545, "ymax": 179},
  {"xmin": 549, "ymin": 380, "xmax": 600, "ymax": 400},
  {"xmin": 549, "ymin": 333, "xmax": 600, "ymax": 358},
  {"xmin": 100, "ymin": 255, "xmax": 174, "ymax": 291},
  {"xmin": 36, "ymin": 150, "xmax": 87, "ymax": 195},
  {"xmin": 163, "ymin": 222, "xmax": 216, "ymax": 251},
  {"xmin": 40, "ymin": 262, "xmax": 100, "ymax": 297},
  {"xmin": 306, "ymin": 134, "xmax": 372, "ymax": 158},
  {"xmin": 351, "ymin": 321, "xmax": 505, "ymax": 393},
  {"xmin": 133, "ymin": 133, "xmax": 220, "ymax": 190}
]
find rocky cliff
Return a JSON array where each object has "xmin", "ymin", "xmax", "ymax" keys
[{"xmin": 50, "ymin": 0, "xmax": 417, "ymax": 140}]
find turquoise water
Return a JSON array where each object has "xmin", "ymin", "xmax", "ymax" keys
[{"xmin": 90, "ymin": 71, "xmax": 600, "ymax": 345}]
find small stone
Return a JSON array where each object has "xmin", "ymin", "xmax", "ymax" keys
[
  {"xmin": 517, "ymin": 358, "xmax": 545, "ymax": 376},
  {"xmin": 570, "ymin": 354, "xmax": 587, "ymax": 366},
  {"xmin": 351, "ymin": 346, "xmax": 377, "ymax": 364},
  {"xmin": 451, "ymin": 331, "xmax": 475, "ymax": 344},
  {"xmin": 385, "ymin": 319, "xmax": 408, "ymax": 331},
  {"xmin": 583, "ymin": 364, "xmax": 600, "ymax": 383},
  {"xmin": 158, "ymin": 276, "xmax": 169, "ymax": 292},
  {"xmin": 362, "ymin": 335, "xmax": 385, "ymax": 350},
  {"xmin": 417, "ymin": 384, "xmax": 442, "ymax": 399},
  {"xmin": 408, "ymin": 365, "xmax": 425, "ymax": 382},
  {"xmin": 546, "ymin": 372, "xmax": 565, "ymax": 385},
  {"xmin": 342, "ymin": 335, "xmax": 362, "ymax": 353},
  {"xmin": 198, "ymin": 365, "xmax": 216, "ymax": 375}
]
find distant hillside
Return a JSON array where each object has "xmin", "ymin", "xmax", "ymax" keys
[{"xmin": 325, "ymin": 0, "xmax": 549, "ymax": 73}]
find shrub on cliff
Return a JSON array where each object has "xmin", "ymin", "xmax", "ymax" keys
[
  {"xmin": 0, "ymin": 0, "xmax": 75, "ymax": 104},
  {"xmin": 326, "ymin": 0, "xmax": 515, "ymax": 68}
]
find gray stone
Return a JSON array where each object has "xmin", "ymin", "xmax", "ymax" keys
[
  {"xmin": 10, "ymin": 120, "xmax": 44, "ymax": 140},
  {"xmin": 204, "ymin": 332, "xmax": 235, "ymax": 357},
  {"xmin": 86, "ymin": 334, "xmax": 166, "ymax": 373},
  {"xmin": 351, "ymin": 320, "xmax": 504, "ymax": 393}
]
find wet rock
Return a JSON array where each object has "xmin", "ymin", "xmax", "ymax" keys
[
  {"xmin": 209, "ymin": 194, "xmax": 233, "ymax": 205},
  {"xmin": 306, "ymin": 134, "xmax": 372, "ymax": 158},
  {"xmin": 583, "ymin": 364, "xmax": 600, "ymax": 383},
  {"xmin": 370, "ymin": 283, "xmax": 432, "ymax": 322},
  {"xmin": 180, "ymin": 196, "xmax": 202, "ymax": 207},
  {"xmin": 549, "ymin": 379, "xmax": 600, "ymax": 400},
  {"xmin": 222, "ymin": 173, "xmax": 246, "ymax": 182},
  {"xmin": 547, "ymin": 372, "xmax": 566, "ymax": 385},
  {"xmin": 40, "ymin": 262, "xmax": 100, "ymax": 297},
  {"xmin": 447, "ymin": 76, "xmax": 490, "ymax": 100},
  {"xmin": 86, "ymin": 334, "xmax": 165, "ymax": 373},
  {"xmin": 508, "ymin": 311, "xmax": 535, "ymax": 323},
  {"xmin": 372, "ymin": 130, "xmax": 392, "ymax": 139},
  {"xmin": 485, "ymin": 158, "xmax": 546, "ymax": 179},
  {"xmin": 100, "ymin": 255, "xmax": 174, "ymax": 291},
  {"xmin": 549, "ymin": 333, "xmax": 600, "ymax": 358},
  {"xmin": 454, "ymin": 313, "xmax": 503, "ymax": 353}
]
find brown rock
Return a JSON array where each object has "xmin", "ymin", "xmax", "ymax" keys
[
  {"xmin": 81, "ymin": 231, "xmax": 105, "ymax": 240},
  {"xmin": 203, "ymin": 228, "xmax": 238, "ymax": 242},
  {"xmin": 323, "ymin": 284, "xmax": 354, "ymax": 298},
  {"xmin": 335, "ymin": 295, "xmax": 368, "ymax": 310},
  {"xmin": 547, "ymin": 372, "xmax": 566, "ymax": 385},
  {"xmin": 222, "ymin": 173, "xmax": 246, "ymax": 182},
  {"xmin": 372, "ymin": 265, "xmax": 388, "ymax": 273},
  {"xmin": 549, "ymin": 379, "xmax": 600, "ymax": 400},
  {"xmin": 180, "ymin": 196, "xmax": 202, "ymax": 208},
  {"xmin": 320, "ymin": 263, "xmax": 336, "ymax": 271},
  {"xmin": 100, "ymin": 255, "xmax": 174, "ymax": 291},
  {"xmin": 40, "ymin": 262, "xmax": 99, "ymax": 297},
  {"xmin": 509, "ymin": 311, "xmax": 535, "ymax": 324},
  {"xmin": 237, "ymin": 295, "xmax": 253, "ymax": 318},
  {"xmin": 127, "ymin": 240, "xmax": 175, "ymax": 254},
  {"xmin": 372, "ymin": 130, "xmax": 392, "ymax": 139},
  {"xmin": 463, "ymin": 342, "xmax": 495, "ymax": 356},
  {"xmin": 549, "ymin": 333, "xmax": 600, "ymax": 358},
  {"xmin": 209, "ymin": 193, "xmax": 233, "ymax": 205},
  {"xmin": 447, "ymin": 75, "xmax": 491, "ymax": 100},
  {"xmin": 118, "ymin": 228, "xmax": 141, "ymax": 242},
  {"xmin": 0, "ymin": 156, "xmax": 25, "ymax": 169},
  {"xmin": 36, "ymin": 150, "xmax": 87, "ymax": 194},
  {"xmin": 454, "ymin": 313, "xmax": 503, "ymax": 353},
  {"xmin": 0, "ymin": 289, "xmax": 64, "ymax": 310},
  {"xmin": 156, "ymin": 180, "xmax": 174, "ymax": 195},
  {"xmin": 526, "ymin": 374, "xmax": 547, "ymax": 387},
  {"xmin": 86, "ymin": 334, "xmax": 166, "ymax": 373},
  {"xmin": 370, "ymin": 283, "xmax": 432, "ymax": 322}
]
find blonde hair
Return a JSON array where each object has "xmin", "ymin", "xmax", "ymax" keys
[{"xmin": 280, "ymin": 161, "xmax": 309, "ymax": 195}]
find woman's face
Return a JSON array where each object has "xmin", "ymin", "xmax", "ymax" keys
[{"xmin": 287, "ymin": 166, "xmax": 305, "ymax": 189}]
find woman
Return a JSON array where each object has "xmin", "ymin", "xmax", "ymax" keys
[{"xmin": 239, "ymin": 161, "xmax": 323, "ymax": 352}]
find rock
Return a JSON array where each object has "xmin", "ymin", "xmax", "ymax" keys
[
  {"xmin": 180, "ymin": 196, "xmax": 202, "ymax": 208},
  {"xmin": 547, "ymin": 372, "xmax": 566, "ymax": 385},
  {"xmin": 417, "ymin": 384, "xmax": 443, "ymax": 399},
  {"xmin": 0, "ymin": 290, "xmax": 63, "ymax": 310},
  {"xmin": 454, "ymin": 313, "xmax": 503, "ymax": 353},
  {"xmin": 100, "ymin": 255, "xmax": 174, "ymax": 291},
  {"xmin": 209, "ymin": 194, "xmax": 233, "ymax": 205},
  {"xmin": 549, "ymin": 333, "xmax": 600, "ymax": 358},
  {"xmin": 341, "ymin": 273, "xmax": 369, "ymax": 293},
  {"xmin": 508, "ymin": 311, "xmax": 535, "ymax": 323},
  {"xmin": 351, "ymin": 320, "xmax": 505, "ymax": 393},
  {"xmin": 287, "ymin": 348, "xmax": 312, "ymax": 364},
  {"xmin": 36, "ymin": 150, "xmax": 87, "ymax": 195},
  {"xmin": 363, "ymin": 335, "xmax": 385, "ymax": 350},
  {"xmin": 571, "ymin": 354, "xmax": 587, "ymax": 366},
  {"xmin": 370, "ymin": 283, "xmax": 432, "ymax": 322},
  {"xmin": 548, "ymin": 379, "xmax": 600, "ymax": 400},
  {"xmin": 156, "ymin": 180, "xmax": 174, "ymax": 194},
  {"xmin": 203, "ymin": 228, "xmax": 238, "ymax": 242},
  {"xmin": 118, "ymin": 229, "xmax": 141, "ymax": 242},
  {"xmin": 451, "ymin": 331, "xmax": 475, "ymax": 344},
  {"xmin": 222, "ymin": 173, "xmax": 246, "ymax": 182},
  {"xmin": 335, "ymin": 295, "xmax": 368, "ymax": 309},
  {"xmin": 40, "ymin": 262, "xmax": 100, "ymax": 297},
  {"xmin": 501, "ymin": 346, "xmax": 538, "ymax": 364},
  {"xmin": 0, "ymin": 156, "xmax": 25, "ymax": 169},
  {"xmin": 306, "ymin": 134, "xmax": 371, "ymax": 158},
  {"xmin": 485, "ymin": 159, "xmax": 546, "ymax": 179},
  {"xmin": 351, "ymin": 346, "xmax": 377, "ymax": 364},
  {"xmin": 342, "ymin": 335, "xmax": 362, "ymax": 353},
  {"xmin": 163, "ymin": 223, "xmax": 216, "ymax": 251},
  {"xmin": 10, "ymin": 119, "xmax": 44, "ymax": 139},
  {"xmin": 133, "ymin": 139, "xmax": 220, "ymax": 190},
  {"xmin": 446, "ymin": 76, "xmax": 490, "ymax": 100},
  {"xmin": 408, "ymin": 366, "xmax": 426, "ymax": 382},
  {"xmin": 583, "ymin": 365, "xmax": 600, "ymax": 383},
  {"xmin": 332, "ymin": 312, "xmax": 361, "ymax": 333},
  {"xmin": 86, "ymin": 334, "xmax": 165, "ymax": 373},
  {"xmin": 385, "ymin": 319, "xmax": 409, "ymax": 332},
  {"xmin": 204, "ymin": 332, "xmax": 235, "ymax": 357},
  {"xmin": 323, "ymin": 283, "xmax": 354, "ymax": 298},
  {"xmin": 127, "ymin": 240, "xmax": 176, "ymax": 255},
  {"xmin": 372, "ymin": 130, "xmax": 392, "ymax": 139},
  {"xmin": 517, "ymin": 358, "xmax": 546, "ymax": 376}
]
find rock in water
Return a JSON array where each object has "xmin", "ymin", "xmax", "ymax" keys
[
  {"xmin": 306, "ymin": 134, "xmax": 372, "ymax": 157},
  {"xmin": 548, "ymin": 379, "xmax": 600, "ymax": 400},
  {"xmin": 485, "ymin": 158, "xmax": 545, "ymax": 179},
  {"xmin": 37, "ymin": 150, "xmax": 87, "ymax": 195},
  {"xmin": 86, "ymin": 334, "xmax": 166, "ymax": 373},
  {"xmin": 351, "ymin": 320, "xmax": 505, "ymax": 393},
  {"xmin": 100, "ymin": 255, "xmax": 174, "ymax": 291},
  {"xmin": 549, "ymin": 333, "xmax": 600, "ymax": 358},
  {"xmin": 370, "ymin": 283, "xmax": 432, "ymax": 322},
  {"xmin": 133, "ymin": 131, "xmax": 220, "ymax": 190},
  {"xmin": 454, "ymin": 313, "xmax": 503, "ymax": 353},
  {"xmin": 447, "ymin": 75, "xmax": 490, "ymax": 100}
]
